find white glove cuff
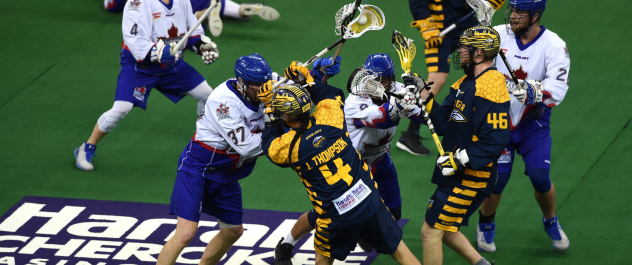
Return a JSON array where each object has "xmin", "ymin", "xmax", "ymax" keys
[{"xmin": 456, "ymin": 148, "xmax": 469, "ymax": 165}]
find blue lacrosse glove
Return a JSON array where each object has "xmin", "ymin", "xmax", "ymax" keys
[
  {"xmin": 150, "ymin": 40, "xmax": 177, "ymax": 67},
  {"xmin": 311, "ymin": 56, "xmax": 342, "ymax": 80}
]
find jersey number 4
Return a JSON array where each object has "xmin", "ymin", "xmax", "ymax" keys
[
  {"xmin": 319, "ymin": 158, "xmax": 353, "ymax": 186},
  {"xmin": 488, "ymin": 113, "xmax": 508, "ymax": 129},
  {"xmin": 130, "ymin": 24, "xmax": 139, "ymax": 36}
]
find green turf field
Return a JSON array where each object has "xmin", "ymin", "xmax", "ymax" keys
[{"xmin": 1, "ymin": 0, "xmax": 631, "ymax": 264}]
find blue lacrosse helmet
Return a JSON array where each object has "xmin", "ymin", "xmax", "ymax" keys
[
  {"xmin": 363, "ymin": 53, "xmax": 395, "ymax": 80},
  {"xmin": 509, "ymin": 0, "xmax": 546, "ymax": 16},
  {"xmin": 234, "ymin": 53, "xmax": 272, "ymax": 85}
]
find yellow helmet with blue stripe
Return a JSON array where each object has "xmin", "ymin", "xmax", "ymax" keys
[{"xmin": 271, "ymin": 84, "xmax": 312, "ymax": 118}]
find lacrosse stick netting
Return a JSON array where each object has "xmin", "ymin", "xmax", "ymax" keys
[
  {"xmin": 392, "ymin": 30, "xmax": 416, "ymax": 75},
  {"xmin": 349, "ymin": 68, "xmax": 385, "ymax": 98},
  {"xmin": 336, "ymin": 4, "xmax": 385, "ymax": 38}
]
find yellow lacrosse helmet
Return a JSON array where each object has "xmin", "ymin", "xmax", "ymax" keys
[
  {"xmin": 271, "ymin": 84, "xmax": 312, "ymax": 118},
  {"xmin": 459, "ymin": 26, "xmax": 501, "ymax": 59}
]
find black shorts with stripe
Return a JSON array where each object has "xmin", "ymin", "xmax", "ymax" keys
[
  {"xmin": 424, "ymin": 22, "xmax": 478, "ymax": 73},
  {"xmin": 313, "ymin": 202, "xmax": 402, "ymax": 261},
  {"xmin": 424, "ymin": 185, "xmax": 487, "ymax": 232}
]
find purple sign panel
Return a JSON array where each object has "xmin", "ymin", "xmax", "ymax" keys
[{"xmin": 0, "ymin": 197, "xmax": 408, "ymax": 265}]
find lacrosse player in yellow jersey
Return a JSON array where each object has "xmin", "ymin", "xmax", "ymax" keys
[
  {"xmin": 258, "ymin": 62, "xmax": 421, "ymax": 265},
  {"xmin": 399, "ymin": 0, "xmax": 506, "ymax": 155},
  {"xmin": 414, "ymin": 26, "xmax": 510, "ymax": 265}
]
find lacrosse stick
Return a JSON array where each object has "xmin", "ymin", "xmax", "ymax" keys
[
  {"xmin": 439, "ymin": 0, "xmax": 496, "ymax": 37},
  {"xmin": 498, "ymin": 50, "xmax": 520, "ymax": 90},
  {"xmin": 392, "ymin": 30, "xmax": 445, "ymax": 156},
  {"xmin": 273, "ymin": 0, "xmax": 385, "ymax": 88},
  {"xmin": 321, "ymin": 3, "xmax": 386, "ymax": 80},
  {"xmin": 172, "ymin": 0, "xmax": 219, "ymax": 53}
]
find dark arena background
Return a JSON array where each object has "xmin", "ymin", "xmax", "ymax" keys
[{"xmin": 0, "ymin": 0, "xmax": 630, "ymax": 264}]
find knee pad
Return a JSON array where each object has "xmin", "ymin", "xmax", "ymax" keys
[
  {"xmin": 307, "ymin": 209, "xmax": 318, "ymax": 228},
  {"xmin": 527, "ymin": 168, "xmax": 552, "ymax": 193},
  {"xmin": 389, "ymin": 205, "xmax": 402, "ymax": 221},
  {"xmin": 187, "ymin": 81, "xmax": 213, "ymax": 115},
  {"xmin": 97, "ymin": 101, "xmax": 133, "ymax": 133},
  {"xmin": 492, "ymin": 172, "xmax": 512, "ymax": 195}
]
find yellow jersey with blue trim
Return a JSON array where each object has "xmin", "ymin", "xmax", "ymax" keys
[
  {"xmin": 425, "ymin": 67, "xmax": 511, "ymax": 195},
  {"xmin": 261, "ymin": 80, "xmax": 381, "ymax": 227}
]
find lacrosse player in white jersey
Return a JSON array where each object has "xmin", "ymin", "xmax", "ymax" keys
[
  {"xmin": 75, "ymin": 0, "xmax": 219, "ymax": 171},
  {"xmin": 476, "ymin": 0, "xmax": 571, "ymax": 252},
  {"xmin": 157, "ymin": 53, "xmax": 275, "ymax": 265}
]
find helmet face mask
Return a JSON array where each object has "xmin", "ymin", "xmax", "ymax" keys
[
  {"xmin": 234, "ymin": 53, "xmax": 272, "ymax": 104},
  {"xmin": 452, "ymin": 26, "xmax": 501, "ymax": 75},
  {"xmin": 505, "ymin": 0, "xmax": 546, "ymax": 36}
]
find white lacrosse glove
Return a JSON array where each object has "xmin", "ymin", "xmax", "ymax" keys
[
  {"xmin": 193, "ymin": 36, "xmax": 219, "ymax": 65},
  {"xmin": 436, "ymin": 148, "xmax": 469, "ymax": 177},
  {"xmin": 513, "ymin": 80, "xmax": 543, "ymax": 105},
  {"xmin": 150, "ymin": 40, "xmax": 178, "ymax": 67}
]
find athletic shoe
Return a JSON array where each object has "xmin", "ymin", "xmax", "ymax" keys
[
  {"xmin": 357, "ymin": 237, "xmax": 374, "ymax": 252},
  {"xmin": 476, "ymin": 223, "xmax": 497, "ymax": 253},
  {"xmin": 396, "ymin": 131, "xmax": 431, "ymax": 156},
  {"xmin": 241, "ymin": 3, "xmax": 280, "ymax": 21},
  {"xmin": 74, "ymin": 142, "xmax": 97, "ymax": 171},
  {"xmin": 543, "ymin": 216, "xmax": 570, "ymax": 250},
  {"xmin": 274, "ymin": 238, "xmax": 294, "ymax": 265},
  {"xmin": 207, "ymin": 1, "xmax": 223, "ymax": 37}
]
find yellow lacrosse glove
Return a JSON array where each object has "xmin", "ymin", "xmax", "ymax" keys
[
  {"xmin": 257, "ymin": 80, "xmax": 277, "ymax": 107},
  {"xmin": 411, "ymin": 17, "xmax": 443, "ymax": 50},
  {"xmin": 284, "ymin": 61, "xmax": 314, "ymax": 85}
]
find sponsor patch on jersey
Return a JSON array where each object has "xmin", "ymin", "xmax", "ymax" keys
[
  {"xmin": 153, "ymin": 12, "xmax": 161, "ymax": 20},
  {"xmin": 333, "ymin": 180, "xmax": 372, "ymax": 215},
  {"xmin": 449, "ymin": 109, "xmax": 467, "ymax": 122},
  {"xmin": 128, "ymin": 0, "xmax": 141, "ymax": 11},
  {"xmin": 498, "ymin": 148, "xmax": 511, "ymax": 163},
  {"xmin": 359, "ymin": 104, "xmax": 368, "ymax": 110},
  {"xmin": 312, "ymin": 136, "xmax": 326, "ymax": 148},
  {"xmin": 216, "ymin": 102, "xmax": 231, "ymax": 120},
  {"xmin": 133, "ymin": 86, "xmax": 146, "ymax": 101},
  {"xmin": 0, "ymin": 197, "xmax": 406, "ymax": 265}
]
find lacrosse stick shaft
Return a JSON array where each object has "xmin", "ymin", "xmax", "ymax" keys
[
  {"xmin": 173, "ymin": 0, "xmax": 218, "ymax": 52},
  {"xmin": 498, "ymin": 51, "xmax": 520, "ymax": 86},
  {"xmin": 419, "ymin": 101, "xmax": 445, "ymax": 156},
  {"xmin": 321, "ymin": 41, "xmax": 345, "ymax": 81},
  {"xmin": 273, "ymin": 37, "xmax": 345, "ymax": 88},
  {"xmin": 439, "ymin": 11, "xmax": 475, "ymax": 37}
]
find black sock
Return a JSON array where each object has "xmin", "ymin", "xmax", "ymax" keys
[
  {"xmin": 406, "ymin": 120, "xmax": 421, "ymax": 133},
  {"xmin": 479, "ymin": 209, "xmax": 495, "ymax": 223}
]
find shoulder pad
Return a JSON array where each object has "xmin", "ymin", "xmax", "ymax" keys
[
  {"xmin": 313, "ymin": 99, "xmax": 345, "ymax": 129},
  {"xmin": 475, "ymin": 70, "xmax": 510, "ymax": 103},
  {"xmin": 451, "ymin": 75, "xmax": 468, "ymax": 90}
]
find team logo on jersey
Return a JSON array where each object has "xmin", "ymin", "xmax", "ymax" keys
[
  {"xmin": 359, "ymin": 104, "xmax": 368, "ymax": 110},
  {"xmin": 498, "ymin": 148, "xmax": 511, "ymax": 163},
  {"xmin": 133, "ymin": 86, "xmax": 146, "ymax": 101},
  {"xmin": 216, "ymin": 102, "xmax": 230, "ymax": 120},
  {"xmin": 361, "ymin": 133, "xmax": 392, "ymax": 159},
  {"xmin": 153, "ymin": 12, "xmax": 161, "ymax": 20},
  {"xmin": 503, "ymin": 65, "xmax": 529, "ymax": 80},
  {"xmin": 312, "ymin": 136, "xmax": 326, "ymax": 148},
  {"xmin": 128, "ymin": 0, "xmax": 141, "ymax": 11},
  {"xmin": 449, "ymin": 109, "xmax": 467, "ymax": 122}
]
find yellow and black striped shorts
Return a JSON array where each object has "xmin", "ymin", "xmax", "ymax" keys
[{"xmin": 424, "ymin": 185, "xmax": 487, "ymax": 232}]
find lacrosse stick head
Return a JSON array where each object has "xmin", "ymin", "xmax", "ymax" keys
[
  {"xmin": 347, "ymin": 67, "xmax": 388, "ymax": 104},
  {"xmin": 336, "ymin": 4, "xmax": 385, "ymax": 39},
  {"xmin": 467, "ymin": 0, "xmax": 496, "ymax": 26},
  {"xmin": 391, "ymin": 30, "xmax": 416, "ymax": 75}
]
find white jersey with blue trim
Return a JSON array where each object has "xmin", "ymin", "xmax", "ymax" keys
[
  {"xmin": 122, "ymin": 0, "xmax": 204, "ymax": 62},
  {"xmin": 194, "ymin": 78, "xmax": 265, "ymax": 159},
  {"xmin": 344, "ymin": 81, "xmax": 420, "ymax": 166},
  {"xmin": 493, "ymin": 25, "xmax": 570, "ymax": 129}
]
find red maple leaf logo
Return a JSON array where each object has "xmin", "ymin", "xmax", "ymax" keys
[
  {"xmin": 503, "ymin": 65, "xmax": 528, "ymax": 80},
  {"xmin": 377, "ymin": 132, "xmax": 392, "ymax": 146},
  {"xmin": 158, "ymin": 23, "xmax": 184, "ymax": 40}
]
